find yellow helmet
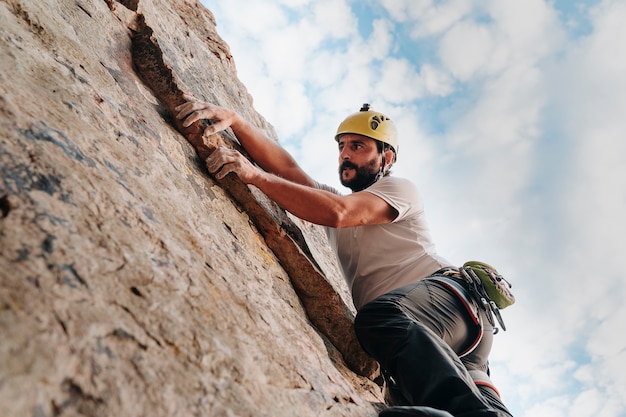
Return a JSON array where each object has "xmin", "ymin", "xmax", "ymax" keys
[{"xmin": 335, "ymin": 104, "xmax": 399, "ymax": 162}]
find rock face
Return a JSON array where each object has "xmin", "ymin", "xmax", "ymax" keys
[{"xmin": 0, "ymin": 1, "xmax": 383, "ymax": 416}]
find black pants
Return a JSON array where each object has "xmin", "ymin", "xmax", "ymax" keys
[{"xmin": 354, "ymin": 278, "xmax": 512, "ymax": 416}]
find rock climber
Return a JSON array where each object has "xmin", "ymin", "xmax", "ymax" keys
[{"xmin": 175, "ymin": 94, "xmax": 513, "ymax": 417}]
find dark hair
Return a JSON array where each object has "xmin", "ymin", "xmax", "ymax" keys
[
  {"xmin": 376, "ymin": 141, "xmax": 394, "ymax": 176},
  {"xmin": 377, "ymin": 141, "xmax": 395, "ymax": 158}
]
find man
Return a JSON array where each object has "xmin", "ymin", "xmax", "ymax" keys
[{"xmin": 175, "ymin": 95, "xmax": 513, "ymax": 417}]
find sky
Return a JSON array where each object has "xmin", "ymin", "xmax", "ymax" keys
[{"xmin": 201, "ymin": 1, "xmax": 626, "ymax": 416}]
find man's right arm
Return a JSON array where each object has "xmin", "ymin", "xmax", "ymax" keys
[
  {"xmin": 175, "ymin": 94, "xmax": 316, "ymax": 187},
  {"xmin": 174, "ymin": 95, "xmax": 398, "ymax": 228}
]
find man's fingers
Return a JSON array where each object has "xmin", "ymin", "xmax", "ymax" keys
[
  {"xmin": 174, "ymin": 102, "xmax": 195, "ymax": 122},
  {"xmin": 181, "ymin": 92, "xmax": 195, "ymax": 101},
  {"xmin": 174, "ymin": 96, "xmax": 197, "ymax": 115},
  {"xmin": 214, "ymin": 165, "xmax": 233, "ymax": 180},
  {"xmin": 204, "ymin": 147, "xmax": 257, "ymax": 183},
  {"xmin": 205, "ymin": 147, "xmax": 230, "ymax": 173},
  {"xmin": 182, "ymin": 108, "xmax": 212, "ymax": 128},
  {"xmin": 203, "ymin": 120, "xmax": 228, "ymax": 136},
  {"xmin": 203, "ymin": 124, "xmax": 217, "ymax": 136},
  {"xmin": 182, "ymin": 112, "xmax": 201, "ymax": 128},
  {"xmin": 205, "ymin": 155, "xmax": 223, "ymax": 174},
  {"xmin": 175, "ymin": 99, "xmax": 213, "ymax": 126},
  {"xmin": 174, "ymin": 95, "xmax": 231, "ymax": 132}
]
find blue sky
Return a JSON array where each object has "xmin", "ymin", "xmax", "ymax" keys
[{"xmin": 202, "ymin": 1, "xmax": 626, "ymax": 416}]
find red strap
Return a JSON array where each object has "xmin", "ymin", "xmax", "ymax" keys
[{"xmin": 475, "ymin": 380, "xmax": 501, "ymax": 398}]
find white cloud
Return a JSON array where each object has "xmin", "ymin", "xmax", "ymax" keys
[
  {"xmin": 586, "ymin": 304, "xmax": 626, "ymax": 359},
  {"xmin": 537, "ymin": 0, "xmax": 626, "ymax": 338},
  {"xmin": 261, "ymin": 27, "xmax": 313, "ymax": 79},
  {"xmin": 570, "ymin": 389, "xmax": 611, "ymax": 417},
  {"xmin": 375, "ymin": 57, "xmax": 424, "ymax": 102},
  {"xmin": 438, "ymin": 20, "xmax": 494, "ymax": 81},
  {"xmin": 488, "ymin": 0, "xmax": 564, "ymax": 59},
  {"xmin": 272, "ymin": 81, "xmax": 314, "ymax": 137},
  {"xmin": 311, "ymin": 0, "xmax": 356, "ymax": 39},
  {"xmin": 382, "ymin": 0, "xmax": 473, "ymax": 38},
  {"xmin": 420, "ymin": 63, "xmax": 455, "ymax": 96},
  {"xmin": 523, "ymin": 396, "xmax": 569, "ymax": 417},
  {"xmin": 213, "ymin": 1, "xmax": 288, "ymax": 38},
  {"xmin": 367, "ymin": 18, "xmax": 395, "ymax": 61},
  {"xmin": 277, "ymin": 0, "xmax": 311, "ymax": 7}
]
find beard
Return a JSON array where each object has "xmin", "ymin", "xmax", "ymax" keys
[{"xmin": 339, "ymin": 158, "xmax": 381, "ymax": 192}]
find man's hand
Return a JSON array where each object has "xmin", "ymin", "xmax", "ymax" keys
[
  {"xmin": 174, "ymin": 92, "xmax": 314, "ymax": 188},
  {"xmin": 174, "ymin": 93, "xmax": 237, "ymax": 136},
  {"xmin": 206, "ymin": 146, "xmax": 262, "ymax": 183}
]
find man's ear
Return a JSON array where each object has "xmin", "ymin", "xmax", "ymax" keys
[{"xmin": 383, "ymin": 148, "xmax": 395, "ymax": 168}]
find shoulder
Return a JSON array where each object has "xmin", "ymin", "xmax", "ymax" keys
[
  {"xmin": 368, "ymin": 176, "xmax": 419, "ymax": 198},
  {"xmin": 364, "ymin": 176, "xmax": 423, "ymax": 218}
]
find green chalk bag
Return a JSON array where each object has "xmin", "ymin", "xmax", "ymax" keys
[
  {"xmin": 461, "ymin": 261, "xmax": 515, "ymax": 309},
  {"xmin": 459, "ymin": 261, "xmax": 515, "ymax": 332}
]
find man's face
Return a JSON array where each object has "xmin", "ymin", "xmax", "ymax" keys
[{"xmin": 337, "ymin": 134, "xmax": 383, "ymax": 192}]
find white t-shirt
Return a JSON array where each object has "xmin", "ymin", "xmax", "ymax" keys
[{"xmin": 318, "ymin": 176, "xmax": 453, "ymax": 310}]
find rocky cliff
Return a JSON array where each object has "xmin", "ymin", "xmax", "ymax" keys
[{"xmin": 0, "ymin": 0, "xmax": 384, "ymax": 416}]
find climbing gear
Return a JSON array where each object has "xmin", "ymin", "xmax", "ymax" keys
[
  {"xmin": 462, "ymin": 262, "xmax": 515, "ymax": 309},
  {"xmin": 335, "ymin": 103, "xmax": 399, "ymax": 162},
  {"xmin": 459, "ymin": 261, "xmax": 515, "ymax": 332}
]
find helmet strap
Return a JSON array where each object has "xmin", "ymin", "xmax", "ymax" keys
[{"xmin": 375, "ymin": 153, "xmax": 387, "ymax": 182}]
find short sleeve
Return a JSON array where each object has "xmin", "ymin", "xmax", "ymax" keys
[{"xmin": 363, "ymin": 176, "xmax": 422, "ymax": 221}]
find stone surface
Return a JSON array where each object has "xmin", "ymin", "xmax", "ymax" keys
[{"xmin": 0, "ymin": 0, "xmax": 383, "ymax": 416}]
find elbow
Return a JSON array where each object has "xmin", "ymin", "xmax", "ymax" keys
[{"xmin": 326, "ymin": 205, "xmax": 353, "ymax": 228}]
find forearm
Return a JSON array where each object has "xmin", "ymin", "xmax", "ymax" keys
[
  {"xmin": 229, "ymin": 114, "xmax": 315, "ymax": 186},
  {"xmin": 229, "ymin": 114, "xmax": 289, "ymax": 169},
  {"xmin": 250, "ymin": 171, "xmax": 346, "ymax": 227}
]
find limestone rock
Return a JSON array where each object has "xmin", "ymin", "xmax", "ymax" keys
[{"xmin": 0, "ymin": 0, "xmax": 383, "ymax": 416}]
